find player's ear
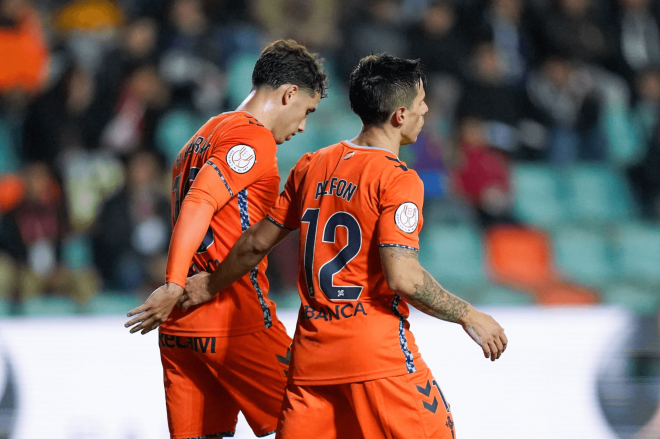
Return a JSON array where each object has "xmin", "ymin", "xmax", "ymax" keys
[
  {"xmin": 282, "ymin": 85, "xmax": 299, "ymax": 106},
  {"xmin": 391, "ymin": 107, "xmax": 406, "ymax": 127}
]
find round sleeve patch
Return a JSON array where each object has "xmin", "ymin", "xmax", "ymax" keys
[
  {"xmin": 226, "ymin": 145, "xmax": 256, "ymax": 173},
  {"xmin": 395, "ymin": 202, "xmax": 419, "ymax": 233}
]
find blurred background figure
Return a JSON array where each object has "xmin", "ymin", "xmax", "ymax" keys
[{"xmin": 92, "ymin": 151, "xmax": 169, "ymax": 294}]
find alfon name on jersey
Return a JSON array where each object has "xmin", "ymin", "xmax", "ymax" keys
[{"xmin": 315, "ymin": 177, "xmax": 358, "ymax": 201}]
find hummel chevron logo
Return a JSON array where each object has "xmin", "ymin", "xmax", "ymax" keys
[
  {"xmin": 423, "ymin": 397, "xmax": 439, "ymax": 414},
  {"xmin": 385, "ymin": 156, "xmax": 408, "ymax": 171},
  {"xmin": 276, "ymin": 349, "xmax": 291, "ymax": 366},
  {"xmin": 416, "ymin": 381, "xmax": 432, "ymax": 397}
]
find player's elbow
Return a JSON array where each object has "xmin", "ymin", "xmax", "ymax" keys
[
  {"xmin": 244, "ymin": 229, "xmax": 272, "ymax": 257},
  {"xmin": 384, "ymin": 270, "xmax": 418, "ymax": 296}
]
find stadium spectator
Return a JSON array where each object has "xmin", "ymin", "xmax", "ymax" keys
[
  {"xmin": 336, "ymin": 0, "xmax": 408, "ymax": 79},
  {"xmin": 158, "ymin": 0, "xmax": 226, "ymax": 112},
  {"xmin": 458, "ymin": 41, "xmax": 532, "ymax": 152},
  {"xmin": 542, "ymin": 0, "xmax": 615, "ymax": 67},
  {"xmin": 0, "ymin": 0, "xmax": 48, "ymax": 95},
  {"xmin": 92, "ymin": 151, "xmax": 170, "ymax": 293},
  {"xmin": 406, "ymin": 0, "xmax": 467, "ymax": 78},
  {"xmin": 614, "ymin": 0, "xmax": 660, "ymax": 82},
  {"xmin": 0, "ymin": 163, "xmax": 97, "ymax": 303},
  {"xmin": 99, "ymin": 63, "xmax": 170, "ymax": 154},
  {"xmin": 251, "ymin": 0, "xmax": 340, "ymax": 53},
  {"xmin": 52, "ymin": 0, "xmax": 125, "ymax": 73},
  {"xmin": 628, "ymin": 118, "xmax": 660, "ymax": 221},
  {"xmin": 452, "ymin": 117, "xmax": 515, "ymax": 228},
  {"xmin": 22, "ymin": 63, "xmax": 99, "ymax": 164},
  {"xmin": 95, "ymin": 17, "xmax": 160, "ymax": 122},
  {"xmin": 475, "ymin": 0, "xmax": 535, "ymax": 85},
  {"xmin": 526, "ymin": 54, "xmax": 607, "ymax": 163}
]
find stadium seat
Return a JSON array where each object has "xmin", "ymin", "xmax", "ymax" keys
[
  {"xmin": 614, "ymin": 224, "xmax": 660, "ymax": 284},
  {"xmin": 84, "ymin": 293, "xmax": 142, "ymax": 315},
  {"xmin": 477, "ymin": 285, "xmax": 534, "ymax": 306},
  {"xmin": 156, "ymin": 110, "xmax": 202, "ymax": 164},
  {"xmin": 511, "ymin": 164, "xmax": 566, "ymax": 227},
  {"xmin": 321, "ymin": 108, "xmax": 364, "ymax": 145},
  {"xmin": 485, "ymin": 226, "xmax": 554, "ymax": 287},
  {"xmin": 534, "ymin": 282, "xmax": 599, "ymax": 305},
  {"xmin": 62, "ymin": 234, "xmax": 94, "ymax": 270},
  {"xmin": 601, "ymin": 284, "xmax": 660, "ymax": 316},
  {"xmin": 484, "ymin": 226, "xmax": 600, "ymax": 304},
  {"xmin": 552, "ymin": 226, "xmax": 614, "ymax": 286},
  {"xmin": 0, "ymin": 298, "xmax": 11, "ymax": 316},
  {"xmin": 22, "ymin": 296, "xmax": 79, "ymax": 316},
  {"xmin": 0, "ymin": 119, "xmax": 19, "ymax": 174},
  {"xmin": 418, "ymin": 224, "xmax": 486, "ymax": 288},
  {"xmin": 562, "ymin": 165, "xmax": 635, "ymax": 223},
  {"xmin": 227, "ymin": 54, "xmax": 259, "ymax": 108}
]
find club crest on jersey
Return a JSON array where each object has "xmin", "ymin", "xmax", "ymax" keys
[
  {"xmin": 227, "ymin": 145, "xmax": 256, "ymax": 173},
  {"xmin": 343, "ymin": 151, "xmax": 355, "ymax": 160},
  {"xmin": 395, "ymin": 202, "xmax": 419, "ymax": 233}
]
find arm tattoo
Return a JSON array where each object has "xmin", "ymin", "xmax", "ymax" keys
[
  {"xmin": 387, "ymin": 247, "xmax": 419, "ymax": 261},
  {"xmin": 407, "ymin": 270, "xmax": 469, "ymax": 323}
]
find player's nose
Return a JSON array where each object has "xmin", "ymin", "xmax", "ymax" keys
[{"xmin": 298, "ymin": 118, "xmax": 307, "ymax": 133}]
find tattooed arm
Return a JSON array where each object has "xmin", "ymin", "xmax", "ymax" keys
[{"xmin": 380, "ymin": 246, "xmax": 508, "ymax": 361}]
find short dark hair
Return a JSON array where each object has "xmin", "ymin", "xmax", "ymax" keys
[
  {"xmin": 252, "ymin": 39, "xmax": 328, "ymax": 98},
  {"xmin": 349, "ymin": 54, "xmax": 426, "ymax": 127}
]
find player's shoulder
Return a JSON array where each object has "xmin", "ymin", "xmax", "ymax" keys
[
  {"xmin": 294, "ymin": 142, "xmax": 343, "ymax": 171},
  {"xmin": 213, "ymin": 111, "xmax": 276, "ymax": 148},
  {"xmin": 368, "ymin": 151, "xmax": 421, "ymax": 184},
  {"xmin": 375, "ymin": 155, "xmax": 424, "ymax": 201}
]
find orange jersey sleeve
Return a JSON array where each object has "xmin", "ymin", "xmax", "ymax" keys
[
  {"xmin": 205, "ymin": 124, "xmax": 278, "ymax": 199},
  {"xmin": 165, "ymin": 200, "xmax": 215, "ymax": 287},
  {"xmin": 267, "ymin": 153, "xmax": 313, "ymax": 230},
  {"xmin": 377, "ymin": 171, "xmax": 425, "ymax": 251}
]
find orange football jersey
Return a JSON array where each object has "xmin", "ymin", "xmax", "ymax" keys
[
  {"xmin": 160, "ymin": 111, "xmax": 281, "ymax": 336},
  {"xmin": 268, "ymin": 140, "xmax": 428, "ymax": 385}
]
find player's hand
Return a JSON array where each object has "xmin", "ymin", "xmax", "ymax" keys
[
  {"xmin": 180, "ymin": 272, "xmax": 214, "ymax": 311},
  {"xmin": 459, "ymin": 307, "xmax": 507, "ymax": 361},
  {"xmin": 124, "ymin": 283, "xmax": 184, "ymax": 334}
]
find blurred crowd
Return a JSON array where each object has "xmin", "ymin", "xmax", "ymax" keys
[{"xmin": 0, "ymin": 0, "xmax": 659, "ymax": 307}]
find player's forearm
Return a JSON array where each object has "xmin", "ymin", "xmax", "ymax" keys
[
  {"xmin": 166, "ymin": 201, "xmax": 215, "ymax": 287},
  {"xmin": 206, "ymin": 228, "xmax": 268, "ymax": 294},
  {"xmin": 404, "ymin": 269, "xmax": 471, "ymax": 323},
  {"xmin": 206, "ymin": 219, "xmax": 291, "ymax": 294},
  {"xmin": 381, "ymin": 247, "xmax": 470, "ymax": 323}
]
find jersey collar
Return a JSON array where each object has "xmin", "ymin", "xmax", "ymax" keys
[{"xmin": 343, "ymin": 140, "xmax": 398, "ymax": 157}]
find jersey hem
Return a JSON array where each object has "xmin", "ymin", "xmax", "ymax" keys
[{"xmin": 289, "ymin": 362, "xmax": 428, "ymax": 386}]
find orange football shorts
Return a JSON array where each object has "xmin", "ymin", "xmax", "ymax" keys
[
  {"xmin": 276, "ymin": 368, "xmax": 455, "ymax": 439},
  {"xmin": 159, "ymin": 321, "xmax": 291, "ymax": 439}
]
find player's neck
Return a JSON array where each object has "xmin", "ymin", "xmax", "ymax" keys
[
  {"xmin": 351, "ymin": 127, "xmax": 401, "ymax": 157},
  {"xmin": 235, "ymin": 89, "xmax": 277, "ymax": 131}
]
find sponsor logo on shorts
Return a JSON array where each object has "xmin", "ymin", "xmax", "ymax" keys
[
  {"xmin": 302, "ymin": 303, "xmax": 367, "ymax": 322},
  {"xmin": 395, "ymin": 202, "xmax": 419, "ymax": 233},
  {"xmin": 226, "ymin": 145, "xmax": 256, "ymax": 173},
  {"xmin": 159, "ymin": 334, "xmax": 216, "ymax": 354}
]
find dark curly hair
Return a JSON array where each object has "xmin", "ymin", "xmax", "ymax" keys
[
  {"xmin": 252, "ymin": 39, "xmax": 328, "ymax": 98},
  {"xmin": 349, "ymin": 54, "xmax": 426, "ymax": 127}
]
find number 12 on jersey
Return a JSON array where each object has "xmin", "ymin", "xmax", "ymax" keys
[{"xmin": 301, "ymin": 208, "xmax": 363, "ymax": 301}]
